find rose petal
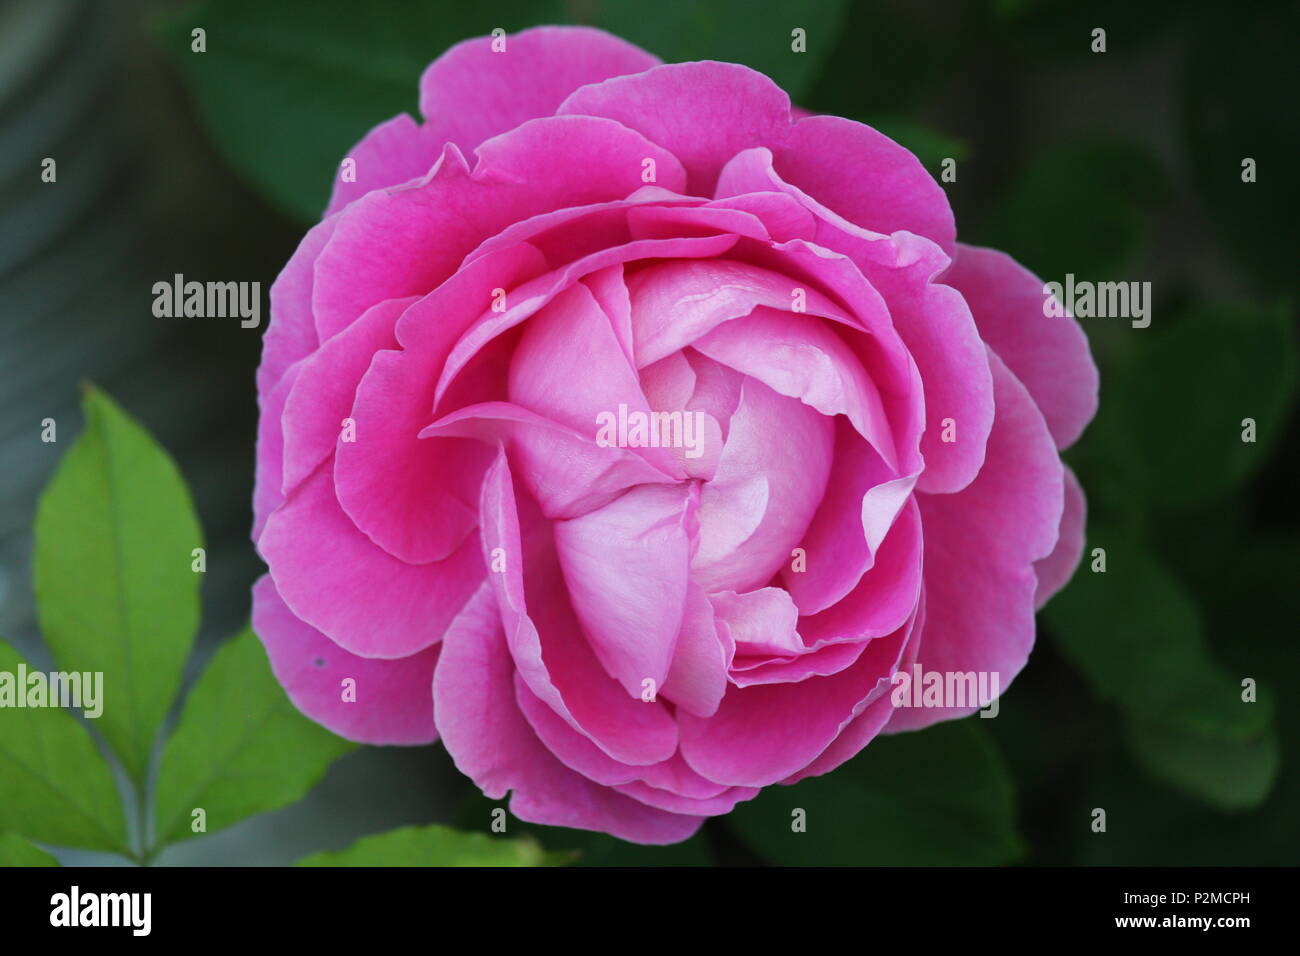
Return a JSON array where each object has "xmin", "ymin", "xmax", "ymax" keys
[{"xmin": 252, "ymin": 575, "xmax": 438, "ymax": 744}]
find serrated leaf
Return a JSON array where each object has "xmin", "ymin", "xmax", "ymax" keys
[
  {"xmin": 1046, "ymin": 527, "xmax": 1279, "ymax": 809},
  {"xmin": 156, "ymin": 0, "xmax": 565, "ymax": 220},
  {"xmin": 295, "ymin": 824, "xmax": 567, "ymax": 867},
  {"xmin": 0, "ymin": 641, "xmax": 129, "ymax": 854},
  {"xmin": 727, "ymin": 720, "xmax": 1023, "ymax": 865},
  {"xmin": 33, "ymin": 386, "xmax": 203, "ymax": 781},
  {"xmin": 153, "ymin": 628, "xmax": 356, "ymax": 847},
  {"xmin": 0, "ymin": 832, "xmax": 60, "ymax": 867}
]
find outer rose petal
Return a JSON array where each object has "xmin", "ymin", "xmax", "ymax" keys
[
  {"xmin": 941, "ymin": 244, "xmax": 1099, "ymax": 449},
  {"xmin": 433, "ymin": 584, "xmax": 705, "ymax": 844},
  {"xmin": 259, "ymin": 461, "xmax": 484, "ymax": 658},
  {"xmin": 889, "ymin": 352, "xmax": 1064, "ymax": 731},
  {"xmin": 1034, "ymin": 466, "xmax": 1087, "ymax": 609},
  {"xmin": 774, "ymin": 115, "xmax": 957, "ymax": 256},
  {"xmin": 420, "ymin": 27, "xmax": 661, "ymax": 160},
  {"xmin": 559, "ymin": 61, "xmax": 794, "ymax": 195},
  {"xmin": 252, "ymin": 576, "xmax": 438, "ymax": 745},
  {"xmin": 325, "ymin": 114, "xmax": 446, "ymax": 216}
]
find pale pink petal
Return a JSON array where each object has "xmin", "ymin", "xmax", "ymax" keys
[
  {"xmin": 553, "ymin": 483, "xmax": 696, "ymax": 696},
  {"xmin": 693, "ymin": 378, "xmax": 834, "ymax": 593},
  {"xmin": 423, "ymin": 401, "xmax": 674, "ymax": 519},
  {"xmin": 710, "ymin": 588, "xmax": 802, "ymax": 660},
  {"xmin": 782, "ymin": 419, "xmax": 917, "ymax": 615},
  {"xmin": 660, "ymin": 583, "xmax": 730, "ymax": 718},
  {"xmin": 478, "ymin": 449, "xmax": 679, "ymax": 766}
]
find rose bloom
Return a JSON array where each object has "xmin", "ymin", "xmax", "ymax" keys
[{"xmin": 251, "ymin": 27, "xmax": 1097, "ymax": 843}]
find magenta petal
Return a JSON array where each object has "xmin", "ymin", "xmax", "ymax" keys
[
  {"xmin": 478, "ymin": 449, "xmax": 679, "ymax": 766},
  {"xmin": 433, "ymin": 583, "xmax": 703, "ymax": 845},
  {"xmin": 1034, "ymin": 466, "xmax": 1087, "ymax": 609},
  {"xmin": 509, "ymin": 282, "xmax": 680, "ymax": 477},
  {"xmin": 280, "ymin": 296, "xmax": 414, "ymax": 494},
  {"xmin": 259, "ymin": 216, "xmax": 336, "ymax": 396},
  {"xmin": 325, "ymin": 114, "xmax": 445, "ymax": 216},
  {"xmin": 612, "ymin": 778, "xmax": 759, "ymax": 817},
  {"xmin": 693, "ymin": 378, "xmax": 834, "ymax": 593},
  {"xmin": 311, "ymin": 116, "xmax": 686, "ymax": 342},
  {"xmin": 692, "ymin": 306, "xmax": 899, "ymax": 471},
  {"xmin": 333, "ymin": 244, "xmax": 547, "ymax": 564},
  {"xmin": 559, "ymin": 61, "xmax": 794, "ymax": 195},
  {"xmin": 424, "ymin": 401, "xmax": 674, "ymax": 519},
  {"xmin": 798, "ymin": 498, "xmax": 924, "ymax": 647},
  {"xmin": 782, "ymin": 420, "xmax": 916, "ymax": 615},
  {"xmin": 710, "ymin": 587, "xmax": 802, "ymax": 659},
  {"xmin": 857, "ymin": 240, "xmax": 994, "ymax": 494},
  {"xmin": 252, "ymin": 576, "xmax": 438, "ymax": 745},
  {"xmin": 253, "ymin": 363, "xmax": 299, "ymax": 542},
  {"xmin": 678, "ymin": 623, "xmax": 909, "ymax": 787},
  {"xmin": 941, "ymin": 243, "xmax": 1099, "ymax": 449},
  {"xmin": 893, "ymin": 352, "xmax": 1064, "ymax": 731},
  {"xmin": 259, "ymin": 461, "xmax": 484, "ymax": 658},
  {"xmin": 660, "ymin": 583, "xmax": 729, "ymax": 718},
  {"xmin": 419, "ymin": 26, "xmax": 660, "ymax": 157},
  {"xmin": 553, "ymin": 483, "xmax": 695, "ymax": 696},
  {"xmin": 627, "ymin": 258, "xmax": 856, "ymax": 368},
  {"xmin": 774, "ymin": 115, "xmax": 956, "ymax": 256}
]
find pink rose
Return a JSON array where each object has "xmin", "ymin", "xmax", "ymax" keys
[{"xmin": 252, "ymin": 26, "xmax": 1097, "ymax": 844}]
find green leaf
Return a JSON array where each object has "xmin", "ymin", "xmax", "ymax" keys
[
  {"xmin": 0, "ymin": 833, "xmax": 60, "ymax": 867},
  {"xmin": 295, "ymin": 824, "xmax": 567, "ymax": 867},
  {"xmin": 1126, "ymin": 714, "xmax": 1279, "ymax": 811},
  {"xmin": 157, "ymin": 0, "xmax": 565, "ymax": 221},
  {"xmin": 153, "ymin": 628, "xmax": 356, "ymax": 847},
  {"xmin": 1045, "ymin": 527, "xmax": 1279, "ymax": 809},
  {"xmin": 33, "ymin": 385, "xmax": 203, "ymax": 781},
  {"xmin": 590, "ymin": 0, "xmax": 847, "ymax": 101},
  {"xmin": 1082, "ymin": 302, "xmax": 1298, "ymax": 512},
  {"xmin": 727, "ymin": 720, "xmax": 1023, "ymax": 865},
  {"xmin": 0, "ymin": 641, "xmax": 129, "ymax": 854}
]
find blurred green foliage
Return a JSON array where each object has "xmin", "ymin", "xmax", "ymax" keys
[{"xmin": 155, "ymin": 0, "xmax": 1298, "ymax": 865}]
